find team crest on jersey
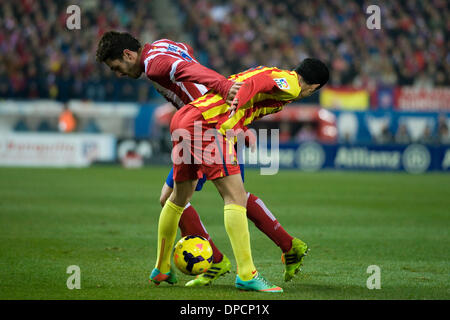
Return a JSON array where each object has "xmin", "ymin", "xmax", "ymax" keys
[
  {"xmin": 274, "ymin": 78, "xmax": 290, "ymax": 90},
  {"xmin": 167, "ymin": 44, "xmax": 193, "ymax": 62}
]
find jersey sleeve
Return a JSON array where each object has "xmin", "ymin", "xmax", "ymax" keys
[
  {"xmin": 145, "ymin": 55, "xmax": 177, "ymax": 81},
  {"xmin": 234, "ymin": 70, "xmax": 301, "ymax": 110},
  {"xmin": 173, "ymin": 60, "xmax": 234, "ymax": 99},
  {"xmin": 146, "ymin": 55, "xmax": 234, "ymax": 100}
]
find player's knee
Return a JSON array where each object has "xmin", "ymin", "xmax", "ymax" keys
[
  {"xmin": 160, "ymin": 183, "xmax": 173, "ymax": 208},
  {"xmin": 169, "ymin": 189, "xmax": 192, "ymax": 208},
  {"xmin": 159, "ymin": 194, "xmax": 168, "ymax": 208},
  {"xmin": 169, "ymin": 193, "xmax": 190, "ymax": 208},
  {"xmin": 229, "ymin": 194, "xmax": 247, "ymax": 208},
  {"xmin": 168, "ymin": 180, "xmax": 196, "ymax": 208},
  {"xmin": 221, "ymin": 190, "xmax": 247, "ymax": 207}
]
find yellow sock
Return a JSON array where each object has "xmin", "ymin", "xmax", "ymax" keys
[
  {"xmin": 155, "ymin": 200, "xmax": 184, "ymax": 273},
  {"xmin": 224, "ymin": 204, "xmax": 256, "ymax": 281}
]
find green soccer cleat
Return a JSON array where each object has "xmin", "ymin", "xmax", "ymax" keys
[
  {"xmin": 281, "ymin": 238, "xmax": 309, "ymax": 282},
  {"xmin": 235, "ymin": 272, "xmax": 283, "ymax": 293},
  {"xmin": 185, "ymin": 255, "xmax": 232, "ymax": 287},
  {"xmin": 149, "ymin": 267, "xmax": 178, "ymax": 286}
]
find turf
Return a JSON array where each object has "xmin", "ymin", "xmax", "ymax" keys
[{"xmin": 0, "ymin": 166, "xmax": 449, "ymax": 300}]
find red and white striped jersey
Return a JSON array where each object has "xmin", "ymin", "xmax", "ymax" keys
[{"xmin": 139, "ymin": 39, "xmax": 233, "ymax": 109}]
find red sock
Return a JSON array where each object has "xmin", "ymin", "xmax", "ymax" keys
[
  {"xmin": 246, "ymin": 193, "xmax": 294, "ymax": 253},
  {"xmin": 178, "ymin": 203, "xmax": 224, "ymax": 263}
]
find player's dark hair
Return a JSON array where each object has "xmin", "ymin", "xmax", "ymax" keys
[
  {"xmin": 294, "ymin": 58, "xmax": 329, "ymax": 90},
  {"xmin": 96, "ymin": 31, "xmax": 141, "ymax": 62}
]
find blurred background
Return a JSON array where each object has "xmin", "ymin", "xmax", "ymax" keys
[{"xmin": 0, "ymin": 0, "xmax": 449, "ymax": 173}]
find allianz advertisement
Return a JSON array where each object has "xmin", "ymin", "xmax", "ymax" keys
[{"xmin": 245, "ymin": 142, "xmax": 450, "ymax": 174}]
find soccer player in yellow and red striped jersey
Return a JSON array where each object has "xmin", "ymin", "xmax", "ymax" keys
[
  {"xmin": 194, "ymin": 66, "xmax": 304, "ymax": 136},
  {"xmin": 97, "ymin": 31, "xmax": 322, "ymax": 287},
  {"xmin": 151, "ymin": 58, "xmax": 329, "ymax": 292}
]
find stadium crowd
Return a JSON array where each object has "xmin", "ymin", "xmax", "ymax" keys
[
  {"xmin": 179, "ymin": 0, "xmax": 449, "ymax": 89},
  {"xmin": 0, "ymin": 0, "xmax": 160, "ymax": 102},
  {"xmin": 0, "ymin": 0, "xmax": 448, "ymax": 103}
]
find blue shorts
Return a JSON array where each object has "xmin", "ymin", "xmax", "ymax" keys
[{"xmin": 165, "ymin": 164, "xmax": 245, "ymax": 191}]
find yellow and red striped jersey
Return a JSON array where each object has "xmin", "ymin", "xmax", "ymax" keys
[{"xmin": 189, "ymin": 66, "xmax": 302, "ymax": 135}]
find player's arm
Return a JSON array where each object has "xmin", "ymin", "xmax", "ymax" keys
[
  {"xmin": 147, "ymin": 55, "xmax": 242, "ymax": 104},
  {"xmin": 173, "ymin": 60, "xmax": 243, "ymax": 104}
]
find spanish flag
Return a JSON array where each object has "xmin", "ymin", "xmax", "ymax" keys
[{"xmin": 320, "ymin": 87, "xmax": 369, "ymax": 110}]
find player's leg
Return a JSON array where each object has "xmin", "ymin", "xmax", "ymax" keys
[
  {"xmin": 245, "ymin": 192, "xmax": 293, "ymax": 251},
  {"xmin": 212, "ymin": 173, "xmax": 282, "ymax": 292},
  {"xmin": 150, "ymin": 179, "xmax": 197, "ymax": 285},
  {"xmin": 212, "ymin": 174, "xmax": 254, "ymax": 278},
  {"xmin": 246, "ymin": 192, "xmax": 309, "ymax": 281},
  {"xmin": 151, "ymin": 104, "xmax": 212, "ymax": 285},
  {"xmin": 159, "ymin": 181, "xmax": 173, "ymax": 208},
  {"xmin": 163, "ymin": 169, "xmax": 227, "ymax": 265},
  {"xmin": 182, "ymin": 177, "xmax": 231, "ymax": 287},
  {"xmin": 238, "ymin": 160, "xmax": 309, "ymax": 282},
  {"xmin": 199, "ymin": 128, "xmax": 281, "ymax": 291},
  {"xmin": 160, "ymin": 175, "xmax": 224, "ymax": 264},
  {"xmin": 237, "ymin": 163, "xmax": 294, "ymax": 252}
]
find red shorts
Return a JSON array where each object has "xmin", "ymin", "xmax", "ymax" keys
[{"xmin": 170, "ymin": 104, "xmax": 241, "ymax": 182}]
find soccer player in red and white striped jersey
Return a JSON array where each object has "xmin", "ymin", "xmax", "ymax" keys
[
  {"xmin": 96, "ymin": 31, "xmax": 304, "ymax": 286},
  {"xmin": 141, "ymin": 39, "xmax": 234, "ymax": 108}
]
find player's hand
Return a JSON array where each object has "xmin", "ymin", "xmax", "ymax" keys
[
  {"xmin": 226, "ymin": 81, "xmax": 243, "ymax": 105},
  {"xmin": 228, "ymin": 97, "xmax": 239, "ymax": 118}
]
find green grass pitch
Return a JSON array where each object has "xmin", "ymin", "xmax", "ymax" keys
[{"xmin": 0, "ymin": 166, "xmax": 449, "ymax": 300}]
